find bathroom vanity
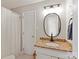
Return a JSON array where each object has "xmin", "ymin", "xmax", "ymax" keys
[
  {"xmin": 34, "ymin": 38, "xmax": 72, "ymax": 59},
  {"xmin": 34, "ymin": 4, "xmax": 72, "ymax": 59},
  {"xmin": 34, "ymin": 12, "xmax": 73, "ymax": 59}
]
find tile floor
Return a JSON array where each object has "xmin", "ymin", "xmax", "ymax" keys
[{"xmin": 16, "ymin": 53, "xmax": 33, "ymax": 59}]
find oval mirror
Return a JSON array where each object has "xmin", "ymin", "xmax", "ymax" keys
[{"xmin": 43, "ymin": 13, "xmax": 61, "ymax": 37}]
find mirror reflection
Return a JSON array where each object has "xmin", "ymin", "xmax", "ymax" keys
[{"xmin": 43, "ymin": 13, "xmax": 61, "ymax": 37}]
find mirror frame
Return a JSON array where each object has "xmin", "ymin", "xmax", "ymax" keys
[{"xmin": 43, "ymin": 13, "xmax": 61, "ymax": 37}]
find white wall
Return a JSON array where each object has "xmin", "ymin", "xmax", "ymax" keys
[
  {"xmin": 65, "ymin": 0, "xmax": 78, "ymax": 58},
  {"xmin": 1, "ymin": 7, "xmax": 21, "ymax": 58},
  {"xmin": 13, "ymin": 0, "xmax": 67, "ymax": 40},
  {"xmin": 73, "ymin": 0, "xmax": 78, "ymax": 58},
  {"xmin": 66, "ymin": 0, "xmax": 73, "ymax": 40}
]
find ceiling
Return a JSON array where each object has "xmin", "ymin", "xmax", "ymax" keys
[{"xmin": 2, "ymin": 0, "xmax": 45, "ymax": 9}]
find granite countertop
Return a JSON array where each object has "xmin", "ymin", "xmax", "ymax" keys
[{"xmin": 34, "ymin": 38, "xmax": 72, "ymax": 52}]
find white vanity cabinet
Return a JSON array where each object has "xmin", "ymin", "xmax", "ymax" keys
[{"xmin": 35, "ymin": 47, "xmax": 72, "ymax": 59}]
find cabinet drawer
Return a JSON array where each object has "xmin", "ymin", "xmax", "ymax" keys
[
  {"xmin": 36, "ymin": 53, "xmax": 51, "ymax": 59},
  {"xmin": 52, "ymin": 57, "xmax": 58, "ymax": 59}
]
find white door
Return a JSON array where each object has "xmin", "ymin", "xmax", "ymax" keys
[{"xmin": 22, "ymin": 11, "xmax": 36, "ymax": 55}]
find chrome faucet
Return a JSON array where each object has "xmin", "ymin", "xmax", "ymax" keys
[{"xmin": 50, "ymin": 33, "xmax": 54, "ymax": 42}]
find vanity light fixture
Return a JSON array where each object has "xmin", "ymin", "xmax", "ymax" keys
[
  {"xmin": 44, "ymin": 4, "xmax": 60, "ymax": 9},
  {"xmin": 43, "ymin": 4, "xmax": 63, "ymax": 16}
]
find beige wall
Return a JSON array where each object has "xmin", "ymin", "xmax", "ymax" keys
[{"xmin": 13, "ymin": 0, "xmax": 67, "ymax": 40}]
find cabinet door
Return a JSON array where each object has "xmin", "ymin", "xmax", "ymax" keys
[
  {"xmin": 52, "ymin": 57, "xmax": 58, "ymax": 59},
  {"xmin": 52, "ymin": 57, "xmax": 66, "ymax": 59},
  {"xmin": 36, "ymin": 54, "xmax": 51, "ymax": 59}
]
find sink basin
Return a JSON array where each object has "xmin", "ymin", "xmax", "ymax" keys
[{"xmin": 46, "ymin": 42, "xmax": 59, "ymax": 48}]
